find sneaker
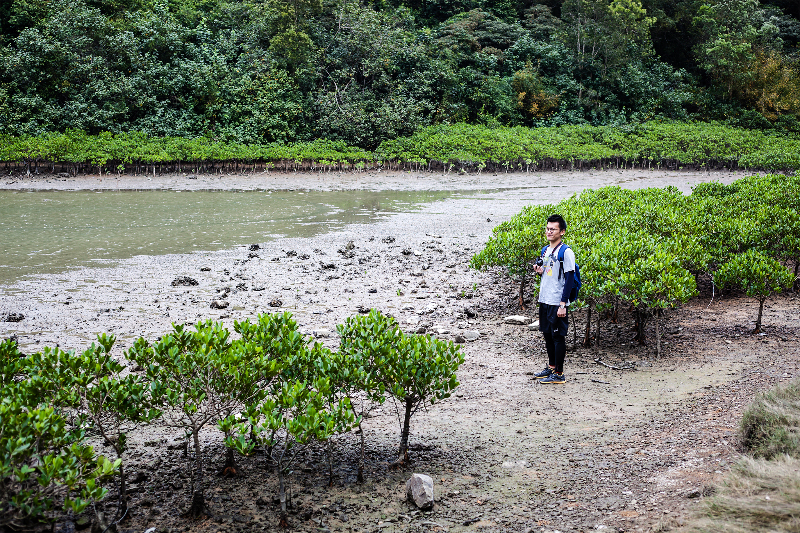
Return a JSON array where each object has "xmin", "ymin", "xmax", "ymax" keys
[
  {"xmin": 533, "ymin": 367, "xmax": 554, "ymax": 379},
  {"xmin": 540, "ymin": 372, "xmax": 565, "ymax": 384}
]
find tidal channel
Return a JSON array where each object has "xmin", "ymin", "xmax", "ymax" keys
[{"xmin": 0, "ymin": 189, "xmax": 459, "ymax": 285}]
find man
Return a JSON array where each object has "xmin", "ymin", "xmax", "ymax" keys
[{"xmin": 532, "ymin": 214, "xmax": 575, "ymax": 384}]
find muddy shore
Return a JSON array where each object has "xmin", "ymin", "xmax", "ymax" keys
[{"xmin": 2, "ymin": 168, "xmax": 798, "ymax": 533}]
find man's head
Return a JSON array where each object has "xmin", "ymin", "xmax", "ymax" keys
[{"xmin": 545, "ymin": 214, "xmax": 566, "ymax": 243}]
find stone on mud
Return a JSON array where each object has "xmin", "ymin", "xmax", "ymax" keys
[
  {"xmin": 406, "ymin": 473, "xmax": 434, "ymax": 510},
  {"xmin": 504, "ymin": 315, "xmax": 531, "ymax": 325},
  {"xmin": 171, "ymin": 276, "xmax": 199, "ymax": 287},
  {"xmin": 210, "ymin": 300, "xmax": 229, "ymax": 309},
  {"xmin": 462, "ymin": 330, "xmax": 480, "ymax": 341},
  {"xmin": 269, "ymin": 298, "xmax": 282, "ymax": 307},
  {"xmin": 3, "ymin": 312, "xmax": 24, "ymax": 322}
]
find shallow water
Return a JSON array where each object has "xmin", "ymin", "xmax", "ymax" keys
[{"xmin": 0, "ymin": 189, "xmax": 457, "ymax": 284}]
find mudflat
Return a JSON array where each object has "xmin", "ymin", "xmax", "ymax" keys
[{"xmin": 2, "ymin": 168, "xmax": 796, "ymax": 533}]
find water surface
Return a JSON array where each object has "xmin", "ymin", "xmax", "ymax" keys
[{"xmin": 0, "ymin": 189, "xmax": 456, "ymax": 284}]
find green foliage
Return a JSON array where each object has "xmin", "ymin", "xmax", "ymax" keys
[
  {"xmin": 713, "ymin": 248, "xmax": 794, "ymax": 331},
  {"xmin": 126, "ymin": 319, "xmax": 281, "ymax": 517},
  {"xmin": 0, "ymin": 338, "xmax": 119, "ymax": 530},
  {"xmin": 2, "ymin": 0, "xmax": 798, "ymax": 142},
  {"xmin": 473, "ymin": 173, "xmax": 797, "ymax": 351},
  {"xmin": 338, "ymin": 310, "xmax": 463, "ymax": 463}
]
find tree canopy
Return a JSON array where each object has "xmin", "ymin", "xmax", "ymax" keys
[{"xmin": 1, "ymin": 0, "xmax": 798, "ymax": 146}]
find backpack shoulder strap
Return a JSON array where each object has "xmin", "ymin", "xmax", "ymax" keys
[{"xmin": 557, "ymin": 243, "xmax": 570, "ymax": 262}]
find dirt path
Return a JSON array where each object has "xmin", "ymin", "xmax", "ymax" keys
[{"xmin": 2, "ymin": 169, "xmax": 797, "ymax": 533}]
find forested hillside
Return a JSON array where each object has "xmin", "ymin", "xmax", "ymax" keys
[{"xmin": 1, "ymin": 0, "xmax": 799, "ymax": 148}]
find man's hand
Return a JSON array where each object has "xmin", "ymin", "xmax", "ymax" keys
[
  {"xmin": 534, "ymin": 265, "xmax": 544, "ymax": 275},
  {"xmin": 557, "ymin": 303, "xmax": 566, "ymax": 317}
]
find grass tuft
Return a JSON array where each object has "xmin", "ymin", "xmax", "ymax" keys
[
  {"xmin": 740, "ymin": 379, "xmax": 800, "ymax": 459},
  {"xmin": 682, "ymin": 455, "xmax": 800, "ymax": 533}
]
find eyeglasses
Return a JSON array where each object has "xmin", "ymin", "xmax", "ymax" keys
[{"xmin": 545, "ymin": 227, "xmax": 561, "ymax": 233}]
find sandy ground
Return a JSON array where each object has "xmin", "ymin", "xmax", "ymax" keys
[{"xmin": 2, "ymin": 168, "xmax": 797, "ymax": 533}]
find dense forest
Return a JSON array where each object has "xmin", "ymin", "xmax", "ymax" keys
[{"xmin": 1, "ymin": 0, "xmax": 799, "ymax": 149}]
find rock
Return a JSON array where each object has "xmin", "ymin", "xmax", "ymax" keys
[
  {"xmin": 312, "ymin": 329, "xmax": 331, "ymax": 338},
  {"xmin": 402, "ymin": 248, "xmax": 413, "ymax": 255},
  {"xmin": 684, "ymin": 488, "xmax": 702, "ymax": 499},
  {"xmin": 57, "ymin": 172, "xmax": 71, "ymax": 178},
  {"xmin": 413, "ymin": 250, "xmax": 422, "ymax": 256},
  {"xmin": 406, "ymin": 473, "xmax": 434, "ymax": 510},
  {"xmin": 356, "ymin": 305, "xmax": 371, "ymax": 314},
  {"xmin": 415, "ymin": 326, "xmax": 427, "ymax": 334},
  {"xmin": 345, "ymin": 241, "xmax": 355, "ymax": 250},
  {"xmin": 248, "ymin": 252, "xmax": 259, "ymax": 259},
  {"xmin": 368, "ymin": 287, "xmax": 378, "ymax": 293},
  {"xmin": 210, "ymin": 300, "xmax": 229, "ymax": 309},
  {"xmin": 4, "ymin": 313, "xmax": 24, "ymax": 322},
  {"xmin": 171, "ymin": 276, "xmax": 198, "ymax": 287},
  {"xmin": 236, "ymin": 282, "xmax": 247, "ymax": 291},
  {"xmin": 249, "ymin": 244, "xmax": 260, "ymax": 251},
  {"xmin": 504, "ymin": 315, "xmax": 531, "ymax": 325},
  {"xmin": 320, "ymin": 262, "xmax": 336, "ymax": 270},
  {"xmin": 382, "ymin": 236, "xmax": 395, "ymax": 243},
  {"xmin": 200, "ymin": 266, "xmax": 211, "ymax": 272},
  {"xmin": 269, "ymin": 298, "xmax": 282, "ymax": 307},
  {"xmin": 527, "ymin": 320, "xmax": 540, "ymax": 330},
  {"xmin": 252, "ymin": 286, "xmax": 265, "ymax": 291},
  {"xmin": 462, "ymin": 330, "xmax": 480, "ymax": 341},
  {"xmin": 454, "ymin": 334, "xmax": 466, "ymax": 344},
  {"xmin": 464, "ymin": 306, "xmax": 477, "ymax": 318},
  {"xmin": 299, "ymin": 253, "xmax": 310, "ymax": 260}
]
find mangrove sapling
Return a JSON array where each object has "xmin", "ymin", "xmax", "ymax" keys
[
  {"xmin": 357, "ymin": 311, "xmax": 462, "ymax": 465},
  {"xmin": 0, "ymin": 339, "xmax": 120, "ymax": 530},
  {"xmin": 336, "ymin": 310, "xmax": 393, "ymax": 481},
  {"xmin": 126, "ymin": 321, "xmax": 280, "ymax": 518},
  {"xmin": 713, "ymin": 249, "xmax": 795, "ymax": 333},
  {"xmin": 226, "ymin": 379, "xmax": 356, "ymax": 527},
  {"xmin": 62, "ymin": 334, "xmax": 162, "ymax": 528}
]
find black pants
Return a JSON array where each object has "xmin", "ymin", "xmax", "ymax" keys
[{"xmin": 539, "ymin": 303, "xmax": 568, "ymax": 374}]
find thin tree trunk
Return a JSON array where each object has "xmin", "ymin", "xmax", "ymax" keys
[
  {"xmin": 118, "ymin": 462, "xmax": 128, "ymax": 521},
  {"xmin": 755, "ymin": 298, "xmax": 765, "ymax": 333},
  {"xmin": 188, "ymin": 430, "xmax": 206, "ymax": 518},
  {"xmin": 595, "ymin": 305, "xmax": 601, "ymax": 347},
  {"xmin": 582, "ymin": 306, "xmax": 592, "ymax": 347},
  {"xmin": 357, "ymin": 423, "xmax": 365, "ymax": 483},
  {"xmin": 326, "ymin": 440, "xmax": 334, "ymax": 487},
  {"xmin": 278, "ymin": 466, "xmax": 289, "ymax": 527},
  {"xmin": 655, "ymin": 314, "xmax": 661, "ymax": 358},
  {"xmin": 397, "ymin": 397, "xmax": 414, "ymax": 464},
  {"xmin": 518, "ymin": 271, "xmax": 526, "ymax": 309}
]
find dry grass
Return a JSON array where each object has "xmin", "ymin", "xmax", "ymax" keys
[
  {"xmin": 740, "ymin": 379, "xmax": 800, "ymax": 459},
  {"xmin": 681, "ymin": 455, "xmax": 800, "ymax": 533},
  {"xmin": 680, "ymin": 379, "xmax": 800, "ymax": 532}
]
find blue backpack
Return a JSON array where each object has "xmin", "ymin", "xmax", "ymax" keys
[{"xmin": 539, "ymin": 243, "xmax": 582, "ymax": 303}]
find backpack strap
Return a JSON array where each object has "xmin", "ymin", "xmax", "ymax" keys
[{"xmin": 556, "ymin": 243, "xmax": 570, "ymax": 280}]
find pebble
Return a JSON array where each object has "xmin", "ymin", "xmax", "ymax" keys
[{"xmin": 504, "ymin": 315, "xmax": 531, "ymax": 325}]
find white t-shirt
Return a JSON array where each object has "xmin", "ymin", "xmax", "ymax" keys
[{"xmin": 537, "ymin": 243, "xmax": 576, "ymax": 306}]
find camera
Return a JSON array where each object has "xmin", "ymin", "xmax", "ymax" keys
[{"xmin": 534, "ymin": 257, "xmax": 544, "ymax": 267}]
